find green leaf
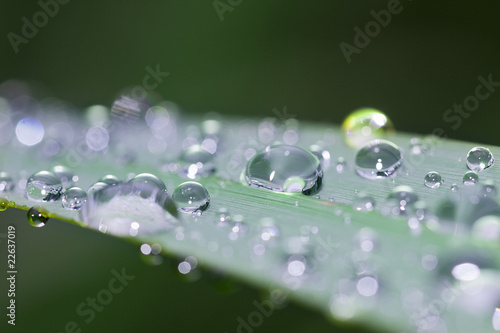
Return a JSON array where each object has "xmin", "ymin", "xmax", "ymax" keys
[{"xmin": 2, "ymin": 111, "xmax": 500, "ymax": 333}]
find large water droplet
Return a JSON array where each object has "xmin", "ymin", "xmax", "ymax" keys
[
  {"xmin": 129, "ymin": 173, "xmax": 166, "ymax": 191},
  {"xmin": 355, "ymin": 140, "xmax": 402, "ymax": 179},
  {"xmin": 62, "ymin": 187, "xmax": 88, "ymax": 210},
  {"xmin": 178, "ymin": 145, "xmax": 215, "ymax": 179},
  {"xmin": 99, "ymin": 174, "xmax": 122, "ymax": 185},
  {"xmin": 172, "ymin": 181, "xmax": 210, "ymax": 213},
  {"xmin": 25, "ymin": 170, "xmax": 62, "ymax": 202},
  {"xmin": 0, "ymin": 172, "xmax": 14, "ymax": 192},
  {"xmin": 463, "ymin": 171, "xmax": 479, "ymax": 186},
  {"xmin": 342, "ymin": 108, "xmax": 394, "ymax": 147},
  {"xmin": 50, "ymin": 165, "xmax": 76, "ymax": 189},
  {"xmin": 466, "ymin": 147, "xmax": 494, "ymax": 172},
  {"xmin": 424, "ymin": 171, "xmax": 443, "ymax": 188},
  {"xmin": 27, "ymin": 206, "xmax": 49, "ymax": 227},
  {"xmin": 80, "ymin": 182, "xmax": 177, "ymax": 236},
  {"xmin": 245, "ymin": 145, "xmax": 322, "ymax": 195}
]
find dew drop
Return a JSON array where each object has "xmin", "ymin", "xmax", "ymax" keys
[
  {"xmin": 0, "ymin": 172, "xmax": 14, "ymax": 192},
  {"xmin": 471, "ymin": 215, "xmax": 500, "ymax": 240},
  {"xmin": 25, "ymin": 170, "xmax": 62, "ymax": 202},
  {"xmin": 99, "ymin": 174, "xmax": 122, "ymax": 185},
  {"xmin": 463, "ymin": 171, "xmax": 479, "ymax": 186},
  {"xmin": 355, "ymin": 140, "xmax": 403, "ymax": 179},
  {"xmin": 62, "ymin": 187, "xmax": 88, "ymax": 210},
  {"xmin": 287, "ymin": 254, "xmax": 307, "ymax": 277},
  {"xmin": 0, "ymin": 197, "xmax": 9, "ymax": 211},
  {"xmin": 172, "ymin": 181, "xmax": 210, "ymax": 213},
  {"xmin": 342, "ymin": 108, "xmax": 394, "ymax": 147},
  {"xmin": 27, "ymin": 206, "xmax": 49, "ymax": 227},
  {"xmin": 129, "ymin": 173, "xmax": 166, "ymax": 191},
  {"xmin": 450, "ymin": 183, "xmax": 459, "ymax": 192},
  {"xmin": 353, "ymin": 193, "xmax": 375, "ymax": 212},
  {"xmin": 178, "ymin": 145, "xmax": 215, "ymax": 179},
  {"xmin": 87, "ymin": 182, "xmax": 109, "ymax": 196},
  {"xmin": 50, "ymin": 165, "xmax": 75, "ymax": 189},
  {"xmin": 424, "ymin": 171, "xmax": 443, "ymax": 188},
  {"xmin": 335, "ymin": 157, "xmax": 346, "ymax": 173},
  {"xmin": 481, "ymin": 180, "xmax": 497, "ymax": 197},
  {"xmin": 466, "ymin": 147, "xmax": 494, "ymax": 172},
  {"xmin": 309, "ymin": 145, "xmax": 331, "ymax": 170},
  {"xmin": 356, "ymin": 276, "xmax": 379, "ymax": 297},
  {"xmin": 451, "ymin": 262, "xmax": 481, "ymax": 281},
  {"xmin": 245, "ymin": 145, "xmax": 322, "ymax": 195},
  {"xmin": 387, "ymin": 185, "xmax": 418, "ymax": 213}
]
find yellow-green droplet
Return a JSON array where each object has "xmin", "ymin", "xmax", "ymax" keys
[
  {"xmin": 0, "ymin": 197, "xmax": 8, "ymax": 211},
  {"xmin": 341, "ymin": 108, "xmax": 394, "ymax": 147},
  {"xmin": 27, "ymin": 206, "xmax": 49, "ymax": 228}
]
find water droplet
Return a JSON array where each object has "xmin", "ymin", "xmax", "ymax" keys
[
  {"xmin": 356, "ymin": 276, "xmax": 379, "ymax": 297},
  {"xmin": 466, "ymin": 147, "xmax": 494, "ymax": 172},
  {"xmin": 387, "ymin": 185, "xmax": 418, "ymax": 213},
  {"xmin": 0, "ymin": 197, "xmax": 9, "ymax": 211},
  {"xmin": 342, "ymin": 108, "xmax": 394, "ymax": 147},
  {"xmin": 129, "ymin": 173, "xmax": 166, "ymax": 191},
  {"xmin": 493, "ymin": 308, "xmax": 500, "ymax": 331},
  {"xmin": 481, "ymin": 180, "xmax": 497, "ymax": 197},
  {"xmin": 261, "ymin": 225, "xmax": 279, "ymax": 241},
  {"xmin": 0, "ymin": 172, "xmax": 14, "ymax": 192},
  {"xmin": 245, "ymin": 145, "xmax": 322, "ymax": 195},
  {"xmin": 87, "ymin": 182, "xmax": 109, "ymax": 196},
  {"xmin": 178, "ymin": 145, "xmax": 215, "ymax": 179},
  {"xmin": 50, "ymin": 165, "xmax": 75, "ymax": 189},
  {"xmin": 287, "ymin": 254, "xmax": 307, "ymax": 277},
  {"xmin": 25, "ymin": 170, "xmax": 62, "ymax": 202},
  {"xmin": 408, "ymin": 137, "xmax": 428, "ymax": 155},
  {"xmin": 99, "ymin": 174, "xmax": 122, "ymax": 185},
  {"xmin": 450, "ymin": 183, "xmax": 459, "ymax": 192},
  {"xmin": 172, "ymin": 181, "xmax": 210, "ymax": 213},
  {"xmin": 424, "ymin": 171, "xmax": 443, "ymax": 188},
  {"xmin": 463, "ymin": 171, "xmax": 479, "ymax": 186},
  {"xmin": 27, "ymin": 206, "xmax": 49, "ymax": 227},
  {"xmin": 471, "ymin": 215, "xmax": 500, "ymax": 240},
  {"xmin": 355, "ymin": 140, "xmax": 402, "ymax": 179},
  {"xmin": 309, "ymin": 145, "xmax": 331, "ymax": 170},
  {"xmin": 62, "ymin": 187, "xmax": 88, "ymax": 210},
  {"xmin": 451, "ymin": 262, "xmax": 480, "ymax": 281},
  {"xmin": 353, "ymin": 193, "xmax": 375, "ymax": 212},
  {"xmin": 335, "ymin": 157, "xmax": 346, "ymax": 173}
]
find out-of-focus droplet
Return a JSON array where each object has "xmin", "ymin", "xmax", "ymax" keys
[
  {"xmin": 451, "ymin": 262, "xmax": 480, "ymax": 281},
  {"xmin": 99, "ymin": 175, "xmax": 122, "ymax": 185},
  {"xmin": 15, "ymin": 117, "xmax": 44, "ymax": 146},
  {"xmin": 408, "ymin": 137, "xmax": 428, "ymax": 155},
  {"xmin": 25, "ymin": 170, "xmax": 62, "ymax": 202},
  {"xmin": 50, "ymin": 165, "xmax": 76, "ymax": 189},
  {"xmin": 463, "ymin": 171, "xmax": 479, "ymax": 186},
  {"xmin": 245, "ymin": 145, "xmax": 322, "ymax": 195},
  {"xmin": 353, "ymin": 193, "xmax": 375, "ymax": 212},
  {"xmin": 355, "ymin": 140, "xmax": 402, "ymax": 179},
  {"xmin": 87, "ymin": 181, "xmax": 109, "ymax": 197},
  {"xmin": 309, "ymin": 144, "xmax": 331, "ymax": 170},
  {"xmin": 387, "ymin": 185, "xmax": 418, "ymax": 213},
  {"xmin": 27, "ymin": 206, "xmax": 49, "ymax": 227},
  {"xmin": 335, "ymin": 157, "xmax": 346, "ymax": 173},
  {"xmin": 85, "ymin": 105, "xmax": 109, "ymax": 126},
  {"xmin": 466, "ymin": 147, "xmax": 494, "ymax": 172},
  {"xmin": 481, "ymin": 180, "xmax": 497, "ymax": 197},
  {"xmin": 424, "ymin": 171, "xmax": 443, "ymax": 188},
  {"xmin": 287, "ymin": 254, "xmax": 307, "ymax": 277},
  {"xmin": 178, "ymin": 145, "xmax": 215, "ymax": 179},
  {"xmin": 493, "ymin": 308, "xmax": 500, "ymax": 331},
  {"xmin": 471, "ymin": 215, "xmax": 500, "ymax": 240},
  {"xmin": 172, "ymin": 181, "xmax": 210, "ymax": 214},
  {"xmin": 0, "ymin": 172, "xmax": 14, "ymax": 192},
  {"xmin": 450, "ymin": 184, "xmax": 459, "ymax": 192},
  {"xmin": 356, "ymin": 276, "xmax": 379, "ymax": 297},
  {"xmin": 342, "ymin": 108, "xmax": 394, "ymax": 147},
  {"xmin": 261, "ymin": 224, "xmax": 279, "ymax": 241},
  {"xmin": 62, "ymin": 187, "xmax": 88, "ymax": 210}
]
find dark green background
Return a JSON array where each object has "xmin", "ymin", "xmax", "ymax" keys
[{"xmin": 1, "ymin": 1, "xmax": 500, "ymax": 332}]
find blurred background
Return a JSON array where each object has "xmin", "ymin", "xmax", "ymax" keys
[{"xmin": 1, "ymin": 0, "xmax": 500, "ymax": 332}]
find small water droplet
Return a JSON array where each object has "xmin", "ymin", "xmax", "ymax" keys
[
  {"xmin": 25, "ymin": 170, "xmax": 62, "ymax": 202},
  {"xmin": 463, "ymin": 171, "xmax": 479, "ymax": 186},
  {"xmin": 356, "ymin": 276, "xmax": 379, "ymax": 297},
  {"xmin": 408, "ymin": 137, "xmax": 428, "ymax": 155},
  {"xmin": 172, "ymin": 181, "xmax": 210, "ymax": 213},
  {"xmin": 335, "ymin": 157, "xmax": 346, "ymax": 173},
  {"xmin": 481, "ymin": 180, "xmax": 497, "ymax": 197},
  {"xmin": 355, "ymin": 140, "xmax": 402, "ymax": 179},
  {"xmin": 245, "ymin": 145, "xmax": 322, "ymax": 195},
  {"xmin": 450, "ymin": 183, "xmax": 459, "ymax": 192},
  {"xmin": 342, "ymin": 108, "xmax": 394, "ymax": 147},
  {"xmin": 309, "ymin": 144, "xmax": 331, "ymax": 170},
  {"xmin": 424, "ymin": 171, "xmax": 443, "ymax": 188},
  {"xmin": 0, "ymin": 172, "xmax": 14, "ymax": 192},
  {"xmin": 62, "ymin": 187, "xmax": 88, "ymax": 210},
  {"xmin": 178, "ymin": 145, "xmax": 215, "ymax": 179},
  {"xmin": 287, "ymin": 254, "xmax": 307, "ymax": 277},
  {"xmin": 0, "ymin": 197, "xmax": 9, "ymax": 211},
  {"xmin": 387, "ymin": 185, "xmax": 418, "ymax": 213},
  {"xmin": 87, "ymin": 181, "xmax": 109, "ymax": 196},
  {"xmin": 27, "ymin": 206, "xmax": 49, "ymax": 227},
  {"xmin": 466, "ymin": 147, "xmax": 494, "ymax": 172},
  {"xmin": 353, "ymin": 193, "xmax": 375, "ymax": 212}
]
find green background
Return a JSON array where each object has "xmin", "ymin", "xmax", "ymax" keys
[{"xmin": 1, "ymin": 1, "xmax": 500, "ymax": 332}]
